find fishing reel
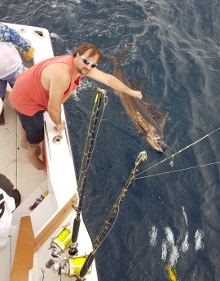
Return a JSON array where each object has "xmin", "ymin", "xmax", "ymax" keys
[
  {"xmin": 46, "ymin": 255, "xmax": 91, "ymax": 280},
  {"xmin": 48, "ymin": 225, "xmax": 73, "ymax": 256},
  {"xmin": 47, "ymin": 225, "xmax": 91, "ymax": 280}
]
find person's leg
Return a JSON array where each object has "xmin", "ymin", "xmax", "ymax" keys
[
  {"xmin": 20, "ymin": 126, "xmax": 28, "ymax": 149},
  {"xmin": 0, "ymin": 80, "xmax": 7, "ymax": 125},
  {"xmin": 20, "ymin": 126, "xmax": 41, "ymax": 156},
  {"xmin": 27, "ymin": 143, "xmax": 44, "ymax": 170},
  {"xmin": 0, "ymin": 63, "xmax": 25, "ymax": 126},
  {"xmin": 0, "ymin": 97, "xmax": 3, "ymax": 114},
  {"xmin": 7, "ymin": 63, "xmax": 25, "ymax": 89},
  {"xmin": 0, "ymin": 79, "xmax": 7, "ymax": 100},
  {"xmin": 16, "ymin": 110, "xmax": 45, "ymax": 170},
  {"xmin": 0, "ymin": 107, "xmax": 5, "ymax": 126}
]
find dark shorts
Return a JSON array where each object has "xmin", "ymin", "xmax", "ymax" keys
[{"xmin": 16, "ymin": 110, "xmax": 45, "ymax": 144}]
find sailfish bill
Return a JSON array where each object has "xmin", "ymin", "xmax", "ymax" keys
[{"xmin": 104, "ymin": 42, "xmax": 185, "ymax": 160}]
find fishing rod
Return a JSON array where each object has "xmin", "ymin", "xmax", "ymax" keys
[
  {"xmin": 75, "ymin": 151, "xmax": 147, "ymax": 280},
  {"xmin": 78, "ymin": 87, "xmax": 108, "ymax": 185},
  {"xmin": 45, "ymin": 151, "xmax": 147, "ymax": 281},
  {"xmin": 69, "ymin": 88, "xmax": 107, "ymax": 256}
]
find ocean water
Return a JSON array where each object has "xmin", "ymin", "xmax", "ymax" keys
[{"xmin": 1, "ymin": 0, "xmax": 220, "ymax": 280}]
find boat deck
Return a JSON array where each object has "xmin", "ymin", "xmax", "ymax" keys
[
  {"xmin": 0, "ymin": 91, "xmax": 46, "ymax": 203},
  {"xmin": 0, "ymin": 89, "xmax": 47, "ymax": 281},
  {"xmin": 0, "ymin": 46, "xmax": 46, "ymax": 203},
  {"xmin": 0, "ymin": 22, "xmax": 99, "ymax": 281}
]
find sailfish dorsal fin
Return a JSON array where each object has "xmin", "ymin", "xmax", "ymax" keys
[{"xmin": 130, "ymin": 78, "xmax": 168, "ymax": 138}]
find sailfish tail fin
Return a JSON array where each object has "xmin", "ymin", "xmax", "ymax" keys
[
  {"xmin": 115, "ymin": 39, "xmax": 135, "ymax": 60},
  {"xmin": 103, "ymin": 39, "xmax": 136, "ymax": 61},
  {"xmin": 102, "ymin": 55, "xmax": 114, "ymax": 61}
]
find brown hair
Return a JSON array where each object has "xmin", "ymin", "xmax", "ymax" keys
[{"xmin": 72, "ymin": 43, "xmax": 103, "ymax": 63}]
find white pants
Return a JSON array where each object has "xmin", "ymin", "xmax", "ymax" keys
[{"xmin": 0, "ymin": 188, "xmax": 15, "ymax": 250}]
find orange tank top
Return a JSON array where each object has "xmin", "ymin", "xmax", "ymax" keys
[{"xmin": 9, "ymin": 55, "xmax": 83, "ymax": 116}]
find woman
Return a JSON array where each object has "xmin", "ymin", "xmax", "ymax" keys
[{"xmin": 0, "ymin": 23, "xmax": 35, "ymax": 124}]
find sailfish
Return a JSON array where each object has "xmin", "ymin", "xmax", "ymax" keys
[{"xmin": 104, "ymin": 41, "xmax": 178, "ymax": 155}]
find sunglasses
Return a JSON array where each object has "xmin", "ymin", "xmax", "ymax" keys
[{"xmin": 81, "ymin": 55, "xmax": 98, "ymax": 68}]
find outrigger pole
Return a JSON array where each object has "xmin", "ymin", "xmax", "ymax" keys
[
  {"xmin": 69, "ymin": 88, "xmax": 107, "ymax": 256},
  {"xmin": 76, "ymin": 151, "xmax": 147, "ymax": 280}
]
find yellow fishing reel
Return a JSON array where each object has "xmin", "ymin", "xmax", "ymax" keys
[
  {"xmin": 46, "ymin": 254, "xmax": 91, "ymax": 279},
  {"xmin": 50, "ymin": 225, "xmax": 72, "ymax": 254}
]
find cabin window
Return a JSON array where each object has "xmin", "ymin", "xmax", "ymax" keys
[{"xmin": 33, "ymin": 30, "xmax": 44, "ymax": 37}]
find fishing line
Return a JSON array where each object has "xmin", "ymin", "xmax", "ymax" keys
[
  {"xmin": 83, "ymin": 126, "xmax": 220, "ymax": 198},
  {"xmin": 93, "ymin": 153, "xmax": 146, "ymax": 247},
  {"xmin": 78, "ymin": 90, "xmax": 108, "ymax": 189},
  {"xmin": 93, "ymin": 174, "xmax": 133, "ymax": 243},
  {"xmin": 93, "ymin": 198, "xmax": 121, "ymax": 248},
  {"xmin": 77, "ymin": 93, "xmax": 99, "ymax": 186},
  {"xmin": 89, "ymin": 95, "xmax": 108, "ymax": 162},
  {"xmin": 135, "ymin": 160, "xmax": 220, "ymax": 180},
  {"xmin": 78, "ymin": 96, "xmax": 108, "ymax": 192},
  {"xmin": 16, "ymin": 228, "xmax": 41, "ymax": 249},
  {"xmin": 83, "ymin": 160, "xmax": 220, "ymax": 198},
  {"xmin": 68, "ymin": 209, "xmax": 75, "ymax": 226},
  {"xmin": 136, "ymin": 126, "xmax": 220, "ymax": 178},
  {"xmin": 83, "ymin": 180, "xmax": 127, "ymax": 198},
  {"xmin": 75, "ymin": 152, "xmax": 147, "ymax": 281},
  {"xmin": 69, "ymin": 89, "xmax": 107, "ymax": 256}
]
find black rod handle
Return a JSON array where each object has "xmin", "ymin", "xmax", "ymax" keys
[
  {"xmin": 79, "ymin": 252, "xmax": 95, "ymax": 278},
  {"xmin": 71, "ymin": 217, "xmax": 80, "ymax": 243}
]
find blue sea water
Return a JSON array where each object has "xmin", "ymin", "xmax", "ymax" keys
[{"xmin": 1, "ymin": 0, "xmax": 220, "ymax": 280}]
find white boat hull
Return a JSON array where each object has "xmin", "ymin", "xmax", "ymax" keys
[{"xmin": 0, "ymin": 23, "xmax": 99, "ymax": 281}]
